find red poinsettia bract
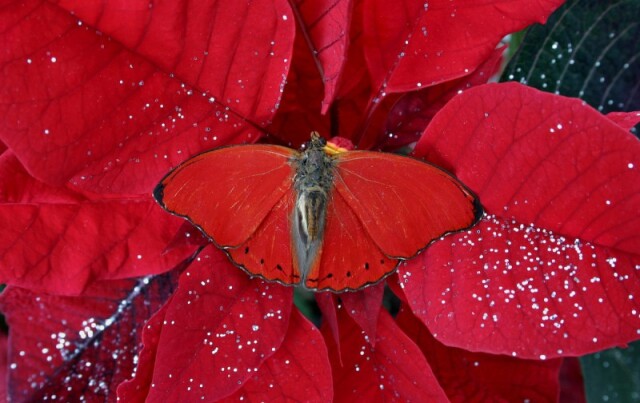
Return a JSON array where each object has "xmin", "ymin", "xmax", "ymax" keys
[{"xmin": 2, "ymin": 0, "xmax": 639, "ymax": 401}]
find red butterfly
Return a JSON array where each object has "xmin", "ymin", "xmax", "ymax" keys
[{"xmin": 154, "ymin": 133, "xmax": 482, "ymax": 292}]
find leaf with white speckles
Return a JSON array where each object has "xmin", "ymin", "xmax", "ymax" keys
[
  {"xmin": 341, "ymin": 282, "xmax": 384, "ymax": 344},
  {"xmin": 325, "ymin": 305, "xmax": 448, "ymax": 402},
  {"xmin": 407, "ymin": 82, "xmax": 640, "ymax": 358},
  {"xmin": 0, "ymin": 0, "xmax": 294, "ymax": 194},
  {"xmin": 348, "ymin": 0, "xmax": 563, "ymax": 149},
  {"xmin": 144, "ymin": 247, "xmax": 293, "ymax": 401},
  {"xmin": 267, "ymin": 27, "xmax": 331, "ymax": 148},
  {"xmin": 363, "ymin": 0, "xmax": 563, "ymax": 94},
  {"xmin": 223, "ymin": 309, "xmax": 333, "ymax": 402},
  {"xmin": 121, "ymin": 296, "xmax": 331, "ymax": 403},
  {"xmin": 0, "ymin": 150, "xmax": 193, "ymax": 294},
  {"xmin": 0, "ymin": 270, "xmax": 181, "ymax": 402},
  {"xmin": 117, "ymin": 300, "xmax": 171, "ymax": 401},
  {"xmin": 396, "ymin": 306, "xmax": 562, "ymax": 402},
  {"xmin": 381, "ymin": 46, "xmax": 505, "ymax": 150}
]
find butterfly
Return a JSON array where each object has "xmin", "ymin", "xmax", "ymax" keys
[{"xmin": 154, "ymin": 133, "xmax": 482, "ymax": 292}]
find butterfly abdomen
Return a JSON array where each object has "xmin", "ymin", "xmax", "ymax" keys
[{"xmin": 295, "ymin": 186, "xmax": 327, "ymax": 244}]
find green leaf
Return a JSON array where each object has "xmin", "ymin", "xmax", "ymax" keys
[
  {"xmin": 294, "ymin": 288, "xmax": 321, "ymax": 325},
  {"xmin": 506, "ymin": 29, "xmax": 528, "ymax": 61},
  {"xmin": 502, "ymin": 0, "xmax": 640, "ymax": 117},
  {"xmin": 580, "ymin": 342, "xmax": 640, "ymax": 402}
]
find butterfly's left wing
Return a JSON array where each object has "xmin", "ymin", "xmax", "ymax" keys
[
  {"xmin": 155, "ymin": 144, "xmax": 301, "ymax": 285},
  {"xmin": 332, "ymin": 151, "xmax": 481, "ymax": 259},
  {"xmin": 227, "ymin": 189, "xmax": 301, "ymax": 285}
]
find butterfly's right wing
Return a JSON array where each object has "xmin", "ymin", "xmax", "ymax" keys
[
  {"xmin": 331, "ymin": 151, "xmax": 481, "ymax": 259},
  {"xmin": 303, "ymin": 187, "xmax": 396, "ymax": 292},
  {"xmin": 304, "ymin": 150, "xmax": 480, "ymax": 292}
]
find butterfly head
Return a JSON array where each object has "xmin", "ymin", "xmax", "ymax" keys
[{"xmin": 305, "ymin": 132, "xmax": 351, "ymax": 156}]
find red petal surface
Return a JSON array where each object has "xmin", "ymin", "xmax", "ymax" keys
[
  {"xmin": 384, "ymin": 46, "xmax": 505, "ymax": 150},
  {"xmin": 341, "ymin": 282, "xmax": 384, "ymax": 343},
  {"xmin": 57, "ymin": 0, "xmax": 293, "ymax": 122},
  {"xmin": 397, "ymin": 307, "xmax": 562, "ymax": 402},
  {"xmin": 325, "ymin": 306, "xmax": 448, "ymax": 402},
  {"xmin": 0, "ymin": 0, "xmax": 294, "ymax": 194},
  {"xmin": 606, "ymin": 111, "xmax": 640, "ymax": 132},
  {"xmin": 146, "ymin": 247, "xmax": 293, "ymax": 401},
  {"xmin": 163, "ymin": 221, "xmax": 210, "ymax": 254},
  {"xmin": 0, "ymin": 270, "xmax": 180, "ymax": 402},
  {"xmin": 0, "ymin": 152, "xmax": 191, "ymax": 294},
  {"xmin": 268, "ymin": 30, "xmax": 330, "ymax": 148},
  {"xmin": 363, "ymin": 0, "xmax": 563, "ymax": 93},
  {"xmin": 386, "ymin": 272, "xmax": 408, "ymax": 304},
  {"xmin": 315, "ymin": 292, "xmax": 341, "ymax": 350},
  {"xmin": 331, "ymin": 0, "xmax": 377, "ymax": 145},
  {"xmin": 291, "ymin": 0, "xmax": 351, "ymax": 112},
  {"xmin": 117, "ymin": 301, "xmax": 170, "ymax": 402},
  {"xmin": 334, "ymin": 0, "xmax": 367, "ymax": 101},
  {"xmin": 0, "ymin": 333, "xmax": 7, "ymax": 402},
  {"xmin": 224, "ymin": 309, "xmax": 333, "ymax": 402},
  {"xmin": 406, "ymin": 83, "xmax": 640, "ymax": 358},
  {"xmin": 559, "ymin": 357, "xmax": 587, "ymax": 403}
]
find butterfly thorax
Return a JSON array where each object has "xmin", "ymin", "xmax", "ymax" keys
[{"xmin": 292, "ymin": 136, "xmax": 335, "ymax": 279}]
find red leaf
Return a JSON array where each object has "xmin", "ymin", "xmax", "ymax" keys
[
  {"xmin": 325, "ymin": 306, "xmax": 448, "ymax": 402},
  {"xmin": 341, "ymin": 282, "xmax": 384, "ymax": 343},
  {"xmin": 0, "ymin": 270, "xmax": 180, "ymax": 402},
  {"xmin": 317, "ymin": 0, "xmax": 387, "ymax": 147},
  {"xmin": 336, "ymin": 2, "xmax": 518, "ymax": 149},
  {"xmin": 363, "ymin": 0, "xmax": 563, "ymax": 93},
  {"xmin": 383, "ymin": 46, "xmax": 506, "ymax": 150},
  {"xmin": 406, "ymin": 82, "xmax": 640, "ymax": 358},
  {"xmin": 0, "ymin": 149, "xmax": 81, "ymax": 204},
  {"xmin": 386, "ymin": 272, "xmax": 408, "ymax": 304},
  {"xmin": 223, "ymin": 309, "xmax": 333, "ymax": 402},
  {"xmin": 291, "ymin": 0, "xmax": 352, "ymax": 112},
  {"xmin": 0, "ymin": 333, "xmax": 7, "ymax": 402},
  {"xmin": 0, "ymin": 152, "xmax": 192, "ymax": 294},
  {"xmin": 607, "ymin": 111, "xmax": 640, "ymax": 132},
  {"xmin": 334, "ymin": 0, "xmax": 368, "ymax": 101},
  {"xmin": 117, "ymin": 300, "xmax": 171, "ymax": 402},
  {"xmin": 57, "ymin": 0, "xmax": 294, "ymax": 121},
  {"xmin": 559, "ymin": 357, "xmax": 587, "ymax": 403},
  {"xmin": 145, "ymin": 247, "xmax": 294, "ymax": 401},
  {"xmin": 267, "ymin": 26, "xmax": 330, "ymax": 148},
  {"xmin": 162, "ymin": 221, "xmax": 210, "ymax": 254},
  {"xmin": 397, "ymin": 307, "xmax": 562, "ymax": 402},
  {"xmin": 0, "ymin": 0, "xmax": 294, "ymax": 193},
  {"xmin": 329, "ymin": 0, "xmax": 373, "ymax": 144},
  {"xmin": 315, "ymin": 292, "xmax": 341, "ymax": 359}
]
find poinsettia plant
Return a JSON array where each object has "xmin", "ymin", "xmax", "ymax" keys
[{"xmin": 1, "ymin": 0, "xmax": 639, "ymax": 401}]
